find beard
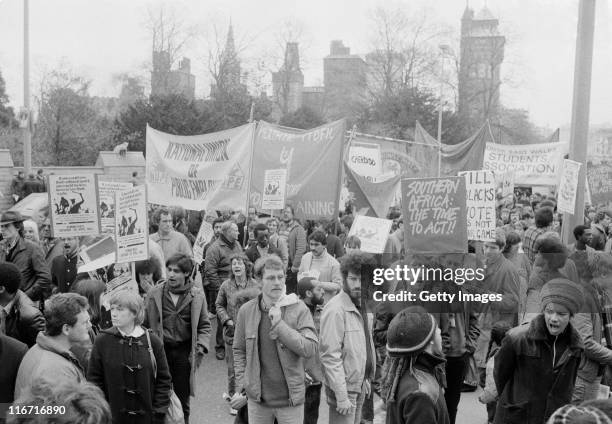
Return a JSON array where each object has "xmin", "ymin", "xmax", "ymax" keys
[{"xmin": 311, "ymin": 294, "xmax": 325, "ymax": 306}]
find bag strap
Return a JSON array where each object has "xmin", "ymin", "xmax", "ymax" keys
[{"xmin": 145, "ymin": 330, "xmax": 157, "ymax": 378}]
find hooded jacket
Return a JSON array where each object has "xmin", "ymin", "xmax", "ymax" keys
[
  {"xmin": 493, "ymin": 314, "xmax": 584, "ymax": 424},
  {"xmin": 233, "ymin": 293, "xmax": 318, "ymax": 406}
]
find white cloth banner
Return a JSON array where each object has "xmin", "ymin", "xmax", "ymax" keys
[
  {"xmin": 557, "ymin": 159, "xmax": 582, "ymax": 214},
  {"xmin": 115, "ymin": 185, "xmax": 148, "ymax": 263},
  {"xmin": 483, "ymin": 142, "xmax": 567, "ymax": 185},
  {"xmin": 347, "ymin": 215, "xmax": 392, "ymax": 254},
  {"xmin": 146, "ymin": 123, "xmax": 254, "ymax": 211},
  {"xmin": 459, "ymin": 171, "xmax": 496, "ymax": 242},
  {"xmin": 347, "ymin": 142, "xmax": 383, "ymax": 180}
]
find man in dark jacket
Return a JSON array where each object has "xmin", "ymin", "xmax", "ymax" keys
[
  {"xmin": 0, "ymin": 211, "xmax": 52, "ymax": 303},
  {"xmin": 245, "ymin": 224, "xmax": 282, "ymax": 265},
  {"xmin": 205, "ymin": 221, "xmax": 243, "ymax": 360},
  {"xmin": 493, "ymin": 279, "xmax": 585, "ymax": 424},
  {"xmin": 144, "ymin": 253, "xmax": 211, "ymax": 424},
  {"xmin": 381, "ymin": 306, "xmax": 449, "ymax": 424},
  {"xmin": 50, "ymin": 236, "xmax": 80, "ymax": 293},
  {"xmin": 0, "ymin": 262, "xmax": 45, "ymax": 347},
  {"xmin": 10, "ymin": 171, "xmax": 25, "ymax": 204},
  {"xmin": 0, "ymin": 333, "xmax": 28, "ymax": 406}
]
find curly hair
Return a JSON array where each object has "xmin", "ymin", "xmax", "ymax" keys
[
  {"xmin": 229, "ymin": 253, "xmax": 253, "ymax": 280},
  {"xmin": 340, "ymin": 251, "xmax": 377, "ymax": 280}
]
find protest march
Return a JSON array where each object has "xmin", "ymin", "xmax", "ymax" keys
[{"xmin": 0, "ymin": 1, "xmax": 610, "ymax": 424}]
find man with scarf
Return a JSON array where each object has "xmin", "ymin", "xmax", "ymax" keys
[
  {"xmin": 319, "ymin": 251, "xmax": 376, "ymax": 424},
  {"xmin": 474, "ymin": 230, "xmax": 520, "ymax": 391},
  {"xmin": 205, "ymin": 220, "xmax": 243, "ymax": 360},
  {"xmin": 381, "ymin": 306, "xmax": 449, "ymax": 424},
  {"xmin": 144, "ymin": 253, "xmax": 211, "ymax": 424}
]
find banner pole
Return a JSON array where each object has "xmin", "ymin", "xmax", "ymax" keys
[
  {"xmin": 438, "ymin": 145, "xmax": 442, "ymax": 177},
  {"xmin": 336, "ymin": 122, "xmax": 353, "ymax": 233},
  {"xmin": 244, "ymin": 121, "xmax": 258, "ymax": 248}
]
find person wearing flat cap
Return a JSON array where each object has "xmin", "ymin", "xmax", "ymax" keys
[
  {"xmin": 493, "ymin": 278, "xmax": 585, "ymax": 424},
  {"xmin": 381, "ymin": 306, "xmax": 449, "ymax": 424},
  {"xmin": 0, "ymin": 211, "xmax": 52, "ymax": 304}
]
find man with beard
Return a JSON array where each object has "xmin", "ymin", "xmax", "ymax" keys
[
  {"xmin": 298, "ymin": 230, "xmax": 342, "ymax": 303},
  {"xmin": 246, "ymin": 223, "xmax": 282, "ymax": 265},
  {"xmin": 39, "ymin": 219, "xmax": 64, "ymax": 265},
  {"xmin": 279, "ymin": 205, "xmax": 307, "ymax": 295},
  {"xmin": 319, "ymin": 252, "xmax": 376, "ymax": 424},
  {"xmin": 493, "ymin": 279, "xmax": 584, "ymax": 424},
  {"xmin": 144, "ymin": 253, "xmax": 211, "ymax": 424},
  {"xmin": 205, "ymin": 221, "xmax": 243, "ymax": 360},
  {"xmin": 474, "ymin": 229, "xmax": 520, "ymax": 392},
  {"xmin": 381, "ymin": 306, "xmax": 449, "ymax": 424},
  {"xmin": 298, "ymin": 277, "xmax": 325, "ymax": 424},
  {"xmin": 51, "ymin": 236, "xmax": 80, "ymax": 293}
]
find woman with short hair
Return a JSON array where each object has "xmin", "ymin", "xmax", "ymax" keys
[{"xmin": 87, "ymin": 290, "xmax": 172, "ymax": 424}]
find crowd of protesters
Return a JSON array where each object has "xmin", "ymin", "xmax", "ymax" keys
[{"xmin": 4, "ymin": 183, "xmax": 612, "ymax": 424}]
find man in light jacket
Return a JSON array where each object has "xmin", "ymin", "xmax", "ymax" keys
[
  {"xmin": 319, "ymin": 252, "xmax": 376, "ymax": 424},
  {"xmin": 232, "ymin": 255, "xmax": 318, "ymax": 424}
]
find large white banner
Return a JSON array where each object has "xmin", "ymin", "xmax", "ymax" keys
[
  {"xmin": 459, "ymin": 171, "xmax": 496, "ymax": 242},
  {"xmin": 483, "ymin": 142, "xmax": 567, "ymax": 185},
  {"xmin": 146, "ymin": 123, "xmax": 254, "ymax": 211},
  {"xmin": 557, "ymin": 159, "xmax": 582, "ymax": 214}
]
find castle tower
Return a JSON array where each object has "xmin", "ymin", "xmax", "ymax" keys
[
  {"xmin": 272, "ymin": 42, "xmax": 304, "ymax": 114},
  {"xmin": 458, "ymin": 4, "xmax": 505, "ymax": 125}
]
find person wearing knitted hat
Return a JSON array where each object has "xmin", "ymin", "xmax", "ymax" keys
[
  {"xmin": 493, "ymin": 278, "xmax": 585, "ymax": 424},
  {"xmin": 381, "ymin": 306, "xmax": 448, "ymax": 424},
  {"xmin": 546, "ymin": 404, "xmax": 612, "ymax": 424}
]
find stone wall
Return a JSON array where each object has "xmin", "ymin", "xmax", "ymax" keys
[{"xmin": 0, "ymin": 150, "xmax": 145, "ymax": 212}]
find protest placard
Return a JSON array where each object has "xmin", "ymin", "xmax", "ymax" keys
[
  {"xmin": 495, "ymin": 170, "xmax": 515, "ymax": 198},
  {"xmin": 193, "ymin": 220, "xmax": 214, "ymax": 264},
  {"xmin": 115, "ymin": 185, "xmax": 148, "ymax": 262},
  {"xmin": 557, "ymin": 159, "xmax": 581, "ymax": 214},
  {"xmin": 97, "ymin": 179, "xmax": 132, "ymax": 234},
  {"xmin": 347, "ymin": 142, "xmax": 383, "ymax": 180},
  {"xmin": 401, "ymin": 176, "xmax": 467, "ymax": 253},
  {"xmin": 48, "ymin": 174, "xmax": 100, "ymax": 237},
  {"xmin": 459, "ymin": 171, "xmax": 496, "ymax": 242},
  {"xmin": 347, "ymin": 215, "xmax": 393, "ymax": 254},
  {"xmin": 587, "ymin": 162, "xmax": 612, "ymax": 206},
  {"xmin": 261, "ymin": 169, "xmax": 288, "ymax": 210},
  {"xmin": 483, "ymin": 142, "xmax": 567, "ymax": 185}
]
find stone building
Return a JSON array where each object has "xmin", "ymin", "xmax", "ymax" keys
[
  {"xmin": 458, "ymin": 5, "xmax": 505, "ymax": 125},
  {"xmin": 151, "ymin": 51, "xmax": 196, "ymax": 100}
]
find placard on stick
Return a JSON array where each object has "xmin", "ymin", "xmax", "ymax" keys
[
  {"xmin": 459, "ymin": 170, "xmax": 496, "ymax": 242},
  {"xmin": 557, "ymin": 159, "xmax": 581, "ymax": 214},
  {"xmin": 261, "ymin": 169, "xmax": 287, "ymax": 210},
  {"xmin": 97, "ymin": 179, "xmax": 132, "ymax": 234},
  {"xmin": 401, "ymin": 176, "xmax": 467, "ymax": 253},
  {"xmin": 48, "ymin": 174, "xmax": 100, "ymax": 237},
  {"xmin": 115, "ymin": 185, "xmax": 148, "ymax": 262},
  {"xmin": 347, "ymin": 215, "xmax": 392, "ymax": 254}
]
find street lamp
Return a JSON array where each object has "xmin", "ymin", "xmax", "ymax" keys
[{"xmin": 23, "ymin": 0, "xmax": 31, "ymax": 175}]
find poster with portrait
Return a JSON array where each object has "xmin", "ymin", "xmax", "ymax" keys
[
  {"xmin": 48, "ymin": 174, "xmax": 100, "ymax": 237},
  {"xmin": 115, "ymin": 185, "xmax": 148, "ymax": 262},
  {"xmin": 261, "ymin": 169, "xmax": 288, "ymax": 210},
  {"xmin": 97, "ymin": 179, "xmax": 132, "ymax": 234}
]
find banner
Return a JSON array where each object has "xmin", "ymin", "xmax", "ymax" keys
[
  {"xmin": 261, "ymin": 169, "xmax": 288, "ymax": 210},
  {"xmin": 557, "ymin": 159, "xmax": 581, "ymax": 214},
  {"xmin": 48, "ymin": 174, "xmax": 100, "ymax": 237},
  {"xmin": 347, "ymin": 142, "xmax": 382, "ymax": 180},
  {"xmin": 97, "ymin": 179, "xmax": 132, "ymax": 234},
  {"xmin": 483, "ymin": 142, "xmax": 567, "ymax": 185},
  {"xmin": 146, "ymin": 123, "xmax": 254, "ymax": 211},
  {"xmin": 401, "ymin": 177, "xmax": 467, "ymax": 253},
  {"xmin": 496, "ymin": 170, "xmax": 515, "ymax": 198},
  {"xmin": 439, "ymin": 123, "xmax": 492, "ymax": 177},
  {"xmin": 345, "ymin": 163, "xmax": 400, "ymax": 218},
  {"xmin": 347, "ymin": 215, "xmax": 392, "ymax": 254},
  {"xmin": 587, "ymin": 162, "xmax": 612, "ymax": 206},
  {"xmin": 193, "ymin": 220, "xmax": 214, "ymax": 264},
  {"xmin": 250, "ymin": 120, "xmax": 345, "ymax": 220},
  {"xmin": 459, "ymin": 171, "xmax": 496, "ymax": 242},
  {"xmin": 115, "ymin": 185, "xmax": 148, "ymax": 263}
]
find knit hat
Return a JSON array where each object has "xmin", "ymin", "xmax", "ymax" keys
[
  {"xmin": 547, "ymin": 404, "xmax": 612, "ymax": 424},
  {"xmin": 386, "ymin": 306, "xmax": 437, "ymax": 356},
  {"xmin": 540, "ymin": 278, "xmax": 584, "ymax": 315}
]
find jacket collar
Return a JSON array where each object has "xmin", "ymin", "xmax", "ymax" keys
[
  {"xmin": 336, "ymin": 290, "xmax": 360, "ymax": 314},
  {"xmin": 36, "ymin": 333, "xmax": 80, "ymax": 363},
  {"xmin": 219, "ymin": 234, "xmax": 236, "ymax": 248},
  {"xmin": 527, "ymin": 314, "xmax": 583, "ymax": 350},
  {"xmin": 415, "ymin": 351, "xmax": 447, "ymax": 371}
]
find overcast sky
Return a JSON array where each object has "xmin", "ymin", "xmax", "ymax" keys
[{"xmin": 0, "ymin": 0, "xmax": 610, "ymax": 129}]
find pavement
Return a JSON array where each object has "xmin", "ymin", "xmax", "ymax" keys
[{"xmin": 190, "ymin": 320, "xmax": 488, "ymax": 424}]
